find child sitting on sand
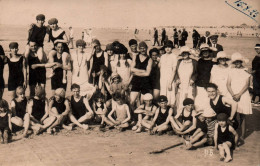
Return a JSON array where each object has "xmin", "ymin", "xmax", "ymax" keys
[
  {"xmin": 214, "ymin": 113, "xmax": 238, "ymax": 163},
  {"xmin": 150, "ymin": 95, "xmax": 173, "ymax": 135},
  {"xmin": 92, "ymin": 91, "xmax": 114, "ymax": 129},
  {"xmin": 132, "ymin": 93, "xmax": 157, "ymax": 133},
  {"xmin": 170, "ymin": 98, "xmax": 196, "ymax": 132},
  {"xmin": 0, "ymin": 98, "xmax": 12, "ymax": 144},
  {"xmin": 108, "ymin": 93, "xmax": 131, "ymax": 131},
  {"xmin": 175, "ymin": 112, "xmax": 208, "ymax": 150}
]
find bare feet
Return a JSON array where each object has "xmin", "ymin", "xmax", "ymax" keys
[{"xmin": 224, "ymin": 156, "xmax": 232, "ymax": 163}]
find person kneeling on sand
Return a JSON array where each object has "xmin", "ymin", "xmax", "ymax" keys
[
  {"xmin": 214, "ymin": 113, "xmax": 238, "ymax": 163},
  {"xmin": 47, "ymin": 88, "xmax": 71, "ymax": 134},
  {"xmin": 27, "ymin": 86, "xmax": 56, "ymax": 134},
  {"xmin": 108, "ymin": 93, "xmax": 131, "ymax": 131},
  {"xmin": 149, "ymin": 95, "xmax": 173, "ymax": 135},
  {"xmin": 132, "ymin": 93, "xmax": 157, "ymax": 133},
  {"xmin": 67, "ymin": 84, "xmax": 93, "ymax": 130}
]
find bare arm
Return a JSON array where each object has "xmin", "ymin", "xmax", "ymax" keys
[
  {"xmin": 83, "ymin": 97, "xmax": 94, "ymax": 115},
  {"xmin": 161, "ymin": 108, "xmax": 173, "ymax": 126},
  {"xmin": 229, "ymin": 125, "xmax": 238, "ymax": 147},
  {"xmin": 108, "ymin": 107, "xmax": 116, "ymax": 123},
  {"xmin": 134, "ymin": 105, "xmax": 145, "ymax": 114},
  {"xmin": 40, "ymin": 99, "xmax": 49, "ymax": 123},
  {"xmin": 121, "ymin": 105, "xmax": 131, "ymax": 124},
  {"xmin": 61, "ymin": 100, "xmax": 71, "ymax": 116},
  {"xmin": 10, "ymin": 101, "xmax": 16, "ymax": 117},
  {"xmin": 180, "ymin": 116, "xmax": 197, "ymax": 134},
  {"xmin": 151, "ymin": 108, "xmax": 160, "ymax": 127},
  {"xmin": 222, "ymin": 96, "xmax": 237, "ymax": 120},
  {"xmin": 132, "ymin": 58, "xmax": 153, "ymax": 77}
]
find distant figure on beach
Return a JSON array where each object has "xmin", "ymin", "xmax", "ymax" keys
[
  {"xmin": 83, "ymin": 29, "xmax": 93, "ymax": 47},
  {"xmin": 181, "ymin": 28, "xmax": 188, "ymax": 46},
  {"xmin": 24, "ymin": 14, "xmax": 48, "ymax": 64},
  {"xmin": 161, "ymin": 28, "xmax": 166, "ymax": 46},
  {"xmin": 173, "ymin": 28, "xmax": 179, "ymax": 48},
  {"xmin": 68, "ymin": 26, "xmax": 74, "ymax": 49},
  {"xmin": 192, "ymin": 29, "xmax": 200, "ymax": 48},
  {"xmin": 198, "ymin": 31, "xmax": 211, "ymax": 47},
  {"xmin": 153, "ymin": 28, "xmax": 159, "ymax": 46}
]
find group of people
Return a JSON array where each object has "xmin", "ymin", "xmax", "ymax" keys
[{"xmin": 0, "ymin": 13, "xmax": 259, "ymax": 163}]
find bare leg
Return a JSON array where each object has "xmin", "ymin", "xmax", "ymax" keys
[
  {"xmin": 62, "ymin": 52, "xmax": 69, "ymax": 84},
  {"xmin": 130, "ymin": 92, "xmax": 140, "ymax": 121},
  {"xmin": 223, "ymin": 142, "xmax": 232, "ymax": 162},
  {"xmin": 141, "ymin": 119, "xmax": 153, "ymax": 129},
  {"xmin": 78, "ymin": 112, "xmax": 93, "ymax": 123},
  {"xmin": 23, "ymin": 113, "xmax": 30, "ymax": 136},
  {"xmin": 218, "ymin": 144, "xmax": 225, "ymax": 160},
  {"xmin": 240, "ymin": 114, "xmax": 246, "ymax": 139},
  {"xmin": 119, "ymin": 122, "xmax": 129, "ymax": 128},
  {"xmin": 42, "ymin": 116, "xmax": 56, "ymax": 130},
  {"xmin": 157, "ymin": 124, "xmax": 169, "ymax": 132},
  {"xmin": 169, "ymin": 116, "xmax": 182, "ymax": 131},
  {"xmin": 69, "ymin": 113, "xmax": 89, "ymax": 130}
]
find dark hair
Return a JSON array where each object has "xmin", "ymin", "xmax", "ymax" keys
[
  {"xmin": 117, "ymin": 55, "xmax": 130, "ymax": 68},
  {"xmin": 112, "ymin": 92, "xmax": 124, "ymax": 102},
  {"xmin": 149, "ymin": 48, "xmax": 159, "ymax": 57},
  {"xmin": 93, "ymin": 90, "xmax": 105, "ymax": 102},
  {"xmin": 205, "ymin": 83, "xmax": 218, "ymax": 90},
  {"xmin": 71, "ymin": 83, "xmax": 80, "ymax": 90}
]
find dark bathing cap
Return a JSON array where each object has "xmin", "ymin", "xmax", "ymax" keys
[
  {"xmin": 76, "ymin": 39, "xmax": 86, "ymax": 47},
  {"xmin": 92, "ymin": 39, "xmax": 101, "ymax": 46},
  {"xmin": 217, "ymin": 113, "xmax": 228, "ymax": 121},
  {"xmin": 158, "ymin": 95, "xmax": 168, "ymax": 102},
  {"xmin": 183, "ymin": 98, "xmax": 194, "ymax": 106},
  {"xmin": 164, "ymin": 40, "xmax": 174, "ymax": 48},
  {"xmin": 139, "ymin": 41, "xmax": 148, "ymax": 49},
  {"xmin": 48, "ymin": 18, "xmax": 58, "ymax": 25},
  {"xmin": 36, "ymin": 14, "xmax": 45, "ymax": 21},
  {"xmin": 9, "ymin": 42, "xmax": 19, "ymax": 49}
]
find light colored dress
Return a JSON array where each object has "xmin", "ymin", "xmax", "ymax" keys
[
  {"xmin": 160, "ymin": 53, "xmax": 178, "ymax": 105},
  {"xmin": 113, "ymin": 59, "xmax": 132, "ymax": 85},
  {"xmin": 227, "ymin": 68, "xmax": 252, "ymax": 114},
  {"xmin": 210, "ymin": 65, "xmax": 230, "ymax": 97},
  {"xmin": 177, "ymin": 60, "xmax": 194, "ymax": 110},
  {"xmin": 71, "ymin": 50, "xmax": 95, "ymax": 99}
]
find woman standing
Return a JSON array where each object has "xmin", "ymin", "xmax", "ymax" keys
[
  {"xmin": 210, "ymin": 51, "xmax": 230, "ymax": 97},
  {"xmin": 7, "ymin": 42, "xmax": 27, "ymax": 99},
  {"xmin": 70, "ymin": 40, "xmax": 95, "ymax": 98},
  {"xmin": 174, "ymin": 46, "xmax": 197, "ymax": 111},
  {"xmin": 149, "ymin": 48, "xmax": 160, "ymax": 101},
  {"xmin": 227, "ymin": 53, "xmax": 252, "ymax": 141}
]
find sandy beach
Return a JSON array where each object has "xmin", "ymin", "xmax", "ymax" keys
[{"xmin": 0, "ymin": 25, "xmax": 260, "ymax": 166}]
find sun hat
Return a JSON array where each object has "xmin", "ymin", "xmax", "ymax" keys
[
  {"xmin": 143, "ymin": 93, "xmax": 153, "ymax": 101},
  {"xmin": 48, "ymin": 18, "xmax": 58, "ymax": 25},
  {"xmin": 195, "ymin": 111, "xmax": 203, "ymax": 117},
  {"xmin": 179, "ymin": 46, "xmax": 191, "ymax": 55},
  {"xmin": 158, "ymin": 95, "xmax": 168, "ymax": 102},
  {"xmin": 200, "ymin": 43, "xmax": 210, "ymax": 51},
  {"xmin": 183, "ymin": 98, "xmax": 194, "ymax": 106},
  {"xmin": 92, "ymin": 39, "xmax": 101, "ymax": 46},
  {"xmin": 9, "ymin": 42, "xmax": 19, "ymax": 49},
  {"xmin": 216, "ymin": 51, "xmax": 229, "ymax": 60},
  {"xmin": 217, "ymin": 113, "xmax": 228, "ymax": 121},
  {"xmin": 36, "ymin": 14, "xmax": 45, "ymax": 21},
  {"xmin": 209, "ymin": 35, "xmax": 219, "ymax": 40},
  {"xmin": 202, "ymin": 108, "xmax": 216, "ymax": 118},
  {"xmin": 255, "ymin": 44, "xmax": 260, "ymax": 48},
  {"xmin": 231, "ymin": 52, "xmax": 247, "ymax": 63},
  {"xmin": 55, "ymin": 88, "xmax": 66, "ymax": 98}
]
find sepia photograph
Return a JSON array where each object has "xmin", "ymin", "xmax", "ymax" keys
[{"xmin": 0, "ymin": 0, "xmax": 259, "ymax": 165}]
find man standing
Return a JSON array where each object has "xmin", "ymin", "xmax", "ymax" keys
[
  {"xmin": 173, "ymin": 28, "xmax": 179, "ymax": 48},
  {"xmin": 181, "ymin": 28, "xmax": 188, "ymax": 46},
  {"xmin": 153, "ymin": 28, "xmax": 159, "ymax": 46},
  {"xmin": 68, "ymin": 26, "xmax": 74, "ymax": 49},
  {"xmin": 209, "ymin": 35, "xmax": 223, "ymax": 58},
  {"xmin": 161, "ymin": 28, "xmax": 166, "ymax": 46},
  {"xmin": 192, "ymin": 29, "xmax": 200, "ymax": 48},
  {"xmin": 198, "ymin": 31, "xmax": 211, "ymax": 47}
]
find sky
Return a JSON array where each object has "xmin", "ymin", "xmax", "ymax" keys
[{"xmin": 0, "ymin": 0, "xmax": 259, "ymax": 28}]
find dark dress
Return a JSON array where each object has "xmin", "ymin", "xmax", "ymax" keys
[
  {"xmin": 31, "ymin": 98, "xmax": 45, "ymax": 121},
  {"xmin": 155, "ymin": 106, "xmax": 170, "ymax": 126},
  {"xmin": 28, "ymin": 54, "xmax": 46, "ymax": 86},
  {"xmin": 196, "ymin": 59, "xmax": 214, "ymax": 88},
  {"xmin": 217, "ymin": 124, "xmax": 235, "ymax": 148},
  {"xmin": 7, "ymin": 56, "xmax": 24, "ymax": 91},
  {"xmin": 150, "ymin": 63, "xmax": 160, "ymax": 90},
  {"xmin": 210, "ymin": 95, "xmax": 239, "ymax": 130},
  {"xmin": 49, "ymin": 29, "xmax": 69, "ymax": 53},
  {"xmin": 131, "ymin": 54, "xmax": 152, "ymax": 94},
  {"xmin": 90, "ymin": 51, "xmax": 105, "ymax": 86},
  {"xmin": 51, "ymin": 54, "xmax": 66, "ymax": 90},
  {"xmin": 252, "ymin": 56, "xmax": 260, "ymax": 96},
  {"xmin": 71, "ymin": 96, "xmax": 87, "ymax": 119},
  {"xmin": 13, "ymin": 98, "xmax": 27, "ymax": 119}
]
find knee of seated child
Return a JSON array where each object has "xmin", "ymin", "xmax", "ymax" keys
[
  {"xmin": 86, "ymin": 112, "xmax": 94, "ymax": 118},
  {"xmin": 50, "ymin": 107, "xmax": 59, "ymax": 115},
  {"xmin": 184, "ymin": 120, "xmax": 192, "ymax": 126}
]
